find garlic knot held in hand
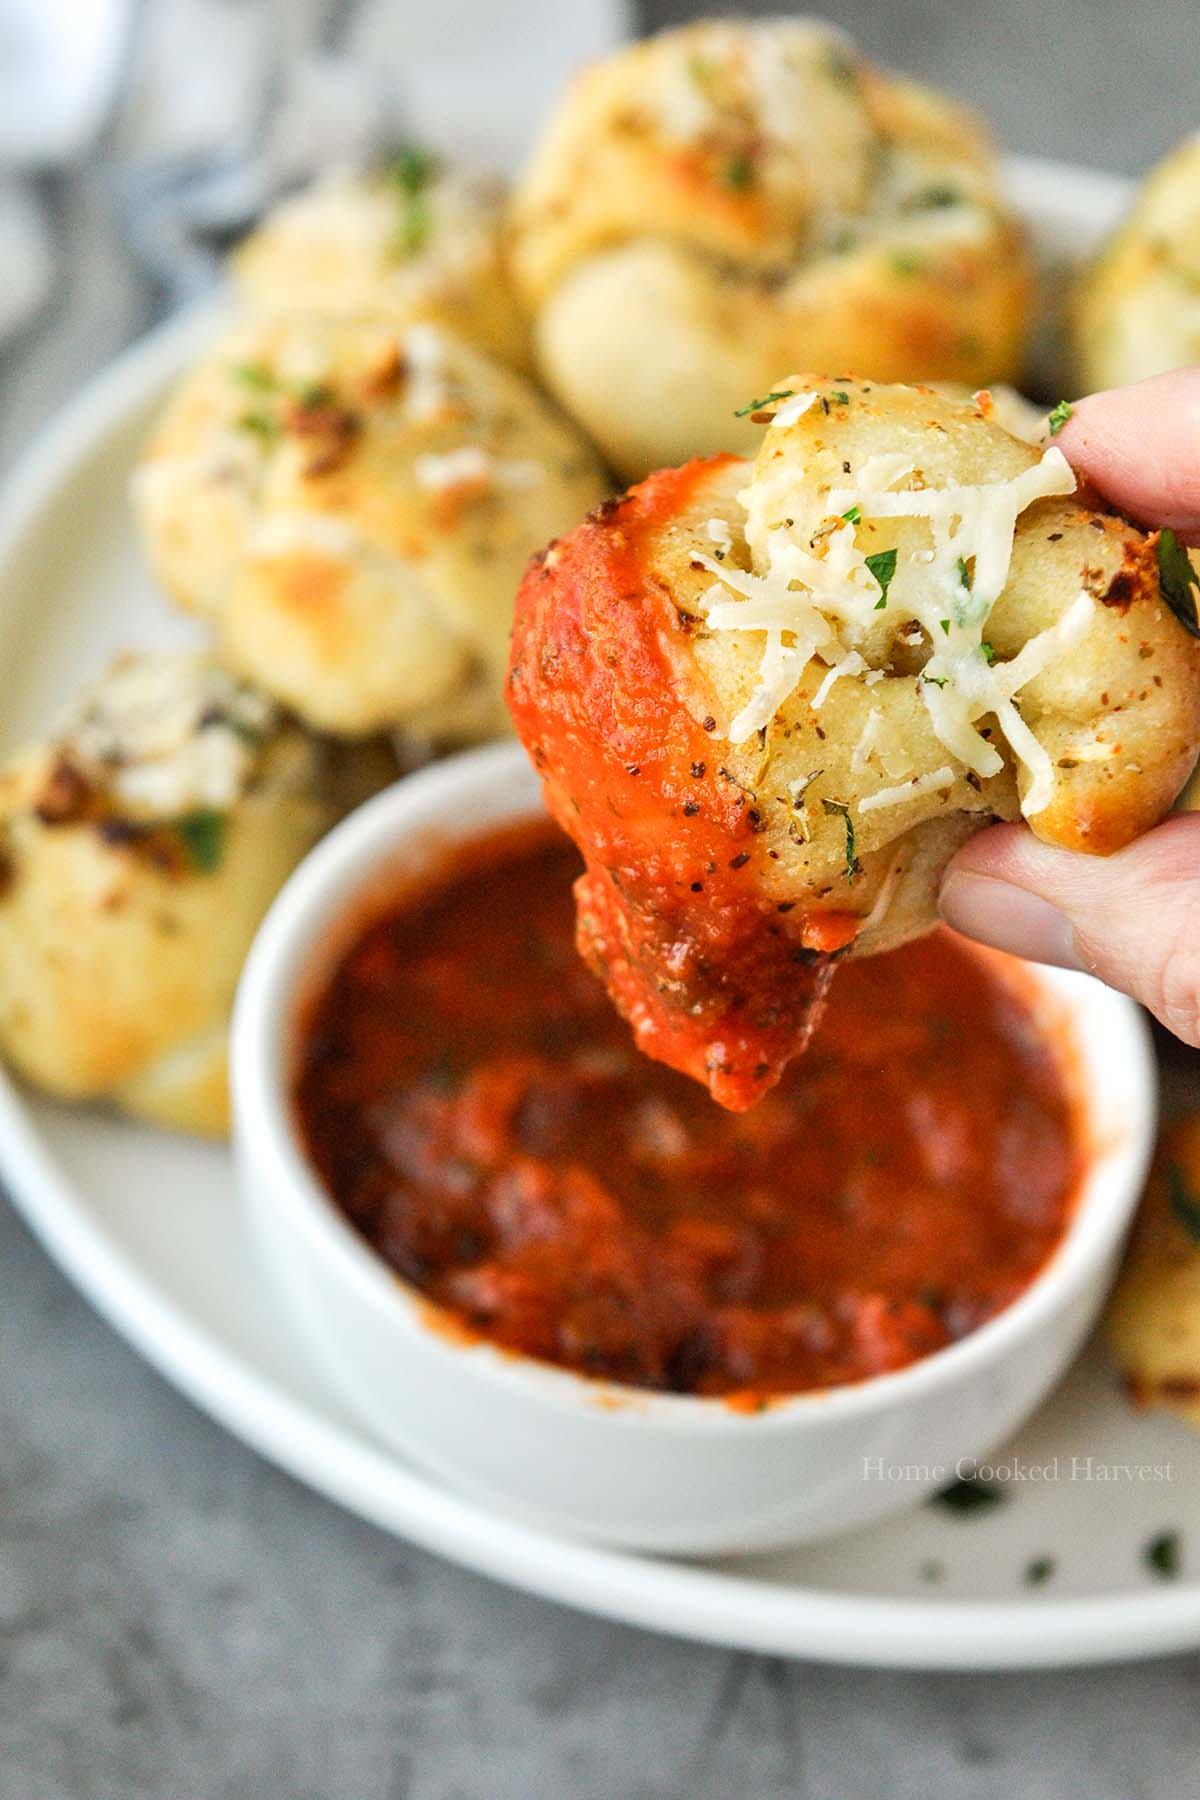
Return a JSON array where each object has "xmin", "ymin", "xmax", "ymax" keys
[
  {"xmin": 507, "ymin": 379, "xmax": 1200, "ymax": 1109},
  {"xmin": 508, "ymin": 18, "xmax": 1033, "ymax": 479}
]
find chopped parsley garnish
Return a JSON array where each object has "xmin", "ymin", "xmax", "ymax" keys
[
  {"xmin": 1046, "ymin": 399, "xmax": 1074, "ymax": 435},
  {"xmin": 1144, "ymin": 1530, "xmax": 1182, "ymax": 1580},
  {"xmin": 841, "ymin": 505, "xmax": 861, "ymax": 524},
  {"xmin": 385, "ymin": 145, "xmax": 439, "ymax": 194},
  {"xmin": 891, "ymin": 251, "xmax": 924, "ymax": 277},
  {"xmin": 823, "ymin": 45, "xmax": 857, "ymax": 87},
  {"xmin": 821, "ymin": 797, "xmax": 860, "ymax": 883},
  {"xmin": 235, "ymin": 362, "xmax": 274, "ymax": 391},
  {"xmin": 922, "ymin": 673, "xmax": 948, "ymax": 688},
  {"xmin": 219, "ymin": 711, "xmax": 268, "ymax": 745},
  {"xmin": 733, "ymin": 388, "xmax": 794, "ymax": 418},
  {"xmin": 908, "ymin": 184, "xmax": 961, "ymax": 210},
  {"xmin": 394, "ymin": 198, "xmax": 432, "ymax": 255},
  {"xmin": 175, "ymin": 808, "xmax": 227, "ymax": 873},
  {"xmin": 956, "ymin": 555, "xmax": 974, "ymax": 590},
  {"xmin": 1168, "ymin": 1164, "xmax": 1200, "ymax": 1244},
  {"xmin": 722, "ymin": 156, "xmax": 755, "ymax": 192},
  {"xmin": 237, "ymin": 411, "xmax": 280, "ymax": 445},
  {"xmin": 939, "ymin": 618, "xmax": 951, "ymax": 635},
  {"xmin": 866, "ymin": 547, "xmax": 897, "ymax": 607},
  {"xmin": 293, "ymin": 380, "xmax": 334, "ymax": 411},
  {"xmin": 1157, "ymin": 528, "xmax": 1200, "ymax": 638},
  {"xmin": 384, "ymin": 145, "xmax": 439, "ymax": 256},
  {"xmin": 933, "ymin": 1475, "xmax": 1006, "ymax": 1514},
  {"xmin": 980, "ymin": 641, "xmax": 996, "ymax": 664},
  {"xmin": 1025, "ymin": 1555, "xmax": 1056, "ymax": 1586},
  {"xmin": 830, "ymin": 389, "xmax": 850, "ymax": 405}
]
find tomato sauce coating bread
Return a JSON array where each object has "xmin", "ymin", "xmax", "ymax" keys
[{"xmin": 508, "ymin": 379, "xmax": 1200, "ymax": 1108}]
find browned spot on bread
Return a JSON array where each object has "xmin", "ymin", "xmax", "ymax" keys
[
  {"xmin": 34, "ymin": 756, "xmax": 93, "ymax": 825},
  {"xmin": 359, "ymin": 343, "xmax": 404, "ymax": 400},
  {"xmin": 1100, "ymin": 536, "xmax": 1155, "ymax": 613},
  {"xmin": 1151, "ymin": 1376, "xmax": 1200, "ymax": 1401},
  {"xmin": 96, "ymin": 816, "xmax": 146, "ymax": 852},
  {"xmin": 587, "ymin": 495, "xmax": 629, "ymax": 526},
  {"xmin": 287, "ymin": 399, "xmax": 362, "ymax": 477}
]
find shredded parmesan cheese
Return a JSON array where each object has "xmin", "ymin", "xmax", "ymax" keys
[
  {"xmin": 58, "ymin": 655, "xmax": 277, "ymax": 817},
  {"xmin": 851, "ymin": 707, "xmax": 885, "ymax": 772},
  {"xmin": 770, "ymin": 391, "xmax": 818, "ymax": 428},
  {"xmin": 696, "ymin": 439, "xmax": 1088, "ymax": 817},
  {"xmin": 250, "ymin": 512, "xmax": 366, "ymax": 560},
  {"xmin": 413, "ymin": 447, "xmax": 543, "ymax": 494},
  {"xmin": 414, "ymin": 447, "xmax": 492, "ymax": 490},
  {"xmin": 403, "ymin": 324, "xmax": 450, "ymax": 422},
  {"xmin": 811, "ymin": 650, "xmax": 865, "ymax": 708},
  {"xmin": 858, "ymin": 765, "xmax": 956, "ymax": 813}
]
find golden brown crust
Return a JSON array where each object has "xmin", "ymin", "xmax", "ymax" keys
[
  {"xmin": 698, "ymin": 381, "xmax": 1200, "ymax": 919},
  {"xmin": 508, "ymin": 20, "xmax": 1034, "ymax": 479},
  {"xmin": 0, "ymin": 655, "xmax": 393, "ymax": 1135},
  {"xmin": 1105, "ymin": 1114, "xmax": 1200, "ymax": 1432},
  {"xmin": 234, "ymin": 161, "xmax": 532, "ymax": 374},
  {"xmin": 133, "ymin": 318, "xmax": 609, "ymax": 740},
  {"xmin": 1072, "ymin": 134, "xmax": 1200, "ymax": 393},
  {"xmin": 511, "ymin": 380, "xmax": 1200, "ymax": 968}
]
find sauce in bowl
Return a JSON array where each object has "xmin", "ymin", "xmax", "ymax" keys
[{"xmin": 294, "ymin": 821, "xmax": 1084, "ymax": 1402}]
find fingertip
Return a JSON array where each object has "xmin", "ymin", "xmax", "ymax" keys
[
  {"xmin": 937, "ymin": 868, "xmax": 1083, "ymax": 970},
  {"xmin": 938, "ymin": 823, "xmax": 1078, "ymax": 956},
  {"xmin": 939, "ymin": 820, "xmax": 1036, "ymax": 887},
  {"xmin": 1053, "ymin": 371, "xmax": 1200, "ymax": 536}
]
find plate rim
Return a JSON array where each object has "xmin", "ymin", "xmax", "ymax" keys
[{"xmin": 8, "ymin": 153, "xmax": 1200, "ymax": 1673}]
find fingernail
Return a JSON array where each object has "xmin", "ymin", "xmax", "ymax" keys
[{"xmin": 938, "ymin": 873, "xmax": 1084, "ymax": 970}]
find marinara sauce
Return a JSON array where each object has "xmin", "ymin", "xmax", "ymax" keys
[{"xmin": 295, "ymin": 822, "xmax": 1083, "ymax": 1402}]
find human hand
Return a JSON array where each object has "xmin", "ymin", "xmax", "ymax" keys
[{"xmin": 939, "ymin": 369, "xmax": 1200, "ymax": 1044}]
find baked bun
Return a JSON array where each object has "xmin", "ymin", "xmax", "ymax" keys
[
  {"xmin": 1073, "ymin": 134, "xmax": 1200, "ymax": 393},
  {"xmin": 234, "ymin": 154, "xmax": 531, "ymax": 373},
  {"xmin": 508, "ymin": 19, "xmax": 1033, "ymax": 479},
  {"xmin": 509, "ymin": 378, "xmax": 1200, "ymax": 1108},
  {"xmin": 133, "ymin": 318, "xmax": 609, "ymax": 740},
  {"xmin": 0, "ymin": 653, "xmax": 389, "ymax": 1135},
  {"xmin": 1106, "ymin": 1113, "xmax": 1200, "ymax": 1432}
]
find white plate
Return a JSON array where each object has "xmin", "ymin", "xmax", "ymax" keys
[{"xmin": 4, "ymin": 156, "xmax": 1200, "ymax": 1671}]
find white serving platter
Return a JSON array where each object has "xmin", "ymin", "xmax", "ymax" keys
[{"xmin": 3, "ymin": 155, "xmax": 1200, "ymax": 1671}]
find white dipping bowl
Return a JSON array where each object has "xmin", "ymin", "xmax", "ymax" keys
[{"xmin": 232, "ymin": 740, "xmax": 1156, "ymax": 1555}]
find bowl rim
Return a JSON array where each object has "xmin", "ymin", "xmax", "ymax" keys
[{"xmin": 231, "ymin": 738, "xmax": 1158, "ymax": 1434}]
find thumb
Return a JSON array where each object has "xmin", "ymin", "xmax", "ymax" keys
[
  {"xmin": 938, "ymin": 817, "xmax": 1200, "ymax": 1046},
  {"xmin": 1054, "ymin": 369, "xmax": 1200, "ymax": 545}
]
